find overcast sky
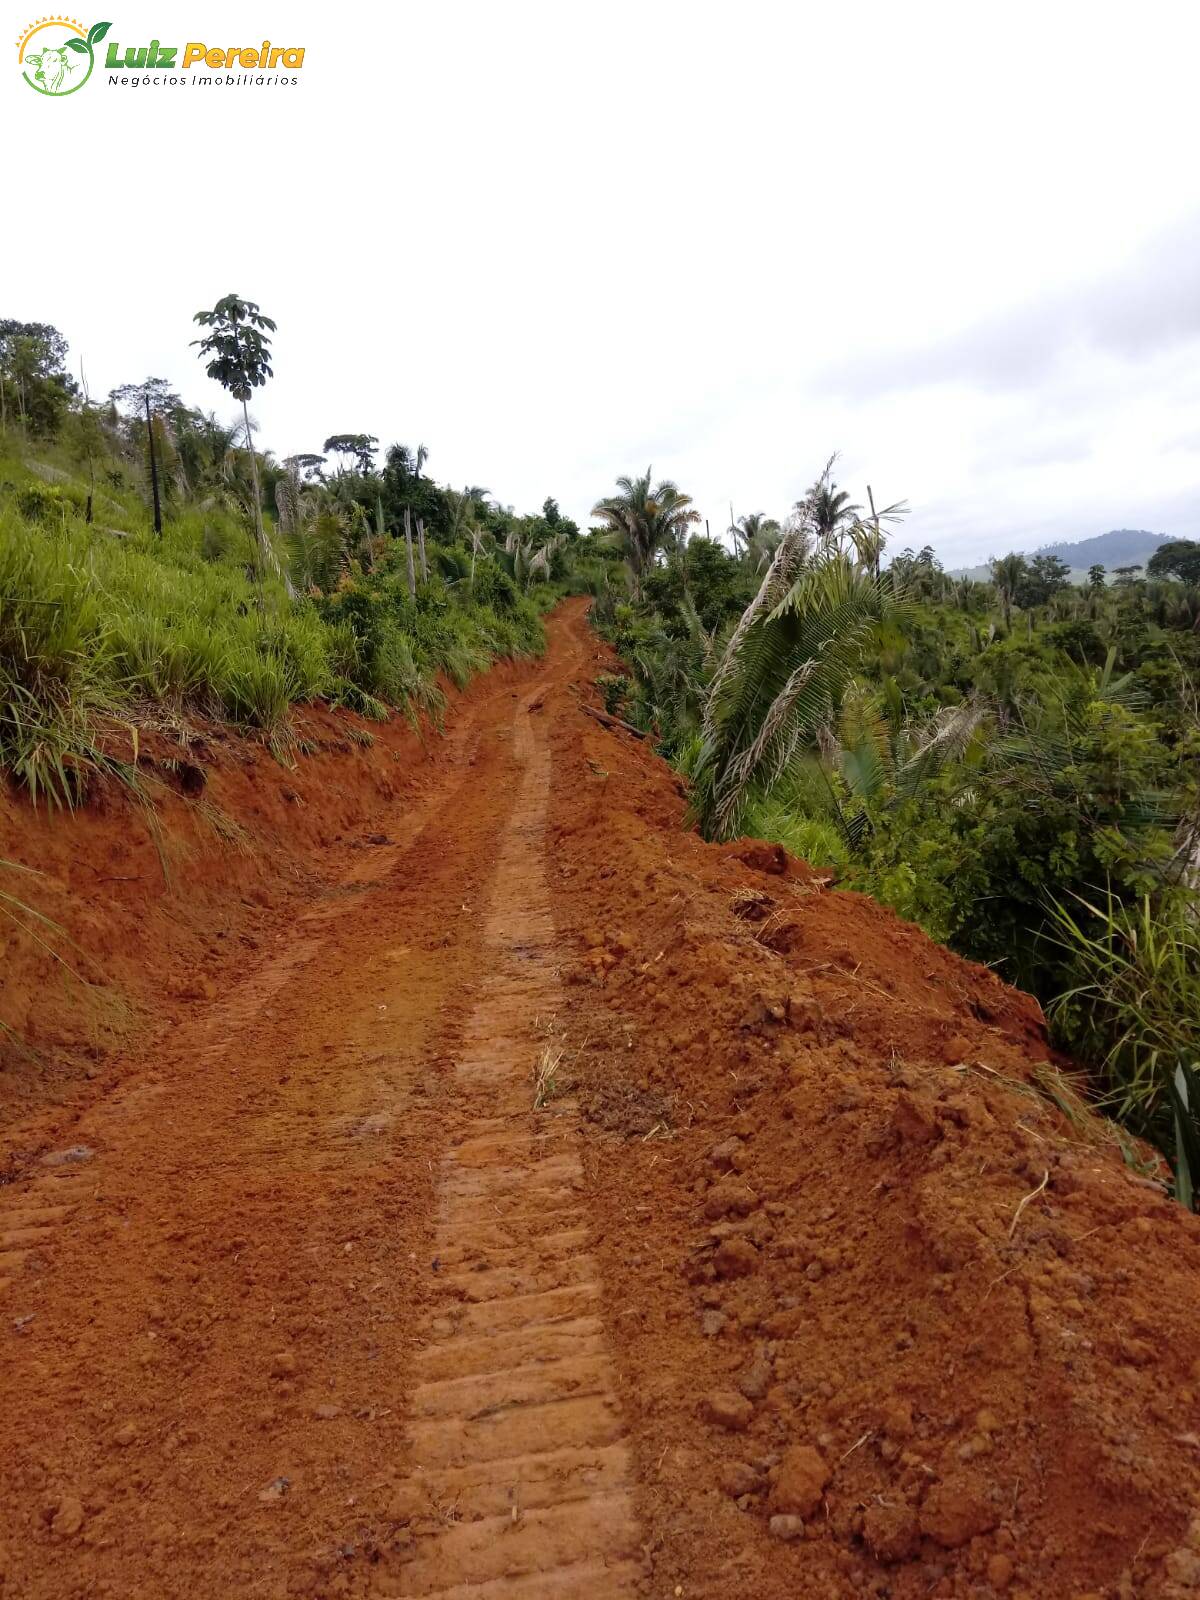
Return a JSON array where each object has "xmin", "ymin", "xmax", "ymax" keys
[{"xmin": 5, "ymin": 0, "xmax": 1198, "ymax": 565}]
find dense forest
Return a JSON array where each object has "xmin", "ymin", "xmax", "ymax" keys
[
  {"xmin": 2, "ymin": 307, "xmax": 1198, "ymax": 1204},
  {"xmin": 587, "ymin": 464, "xmax": 1200, "ymax": 1204}
]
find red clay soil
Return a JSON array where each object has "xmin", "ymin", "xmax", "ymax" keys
[
  {"xmin": 2, "ymin": 598, "xmax": 1200, "ymax": 1599},
  {"xmin": 0, "ymin": 650, "xmax": 545, "ymax": 1149}
]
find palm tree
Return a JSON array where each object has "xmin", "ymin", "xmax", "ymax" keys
[
  {"xmin": 591, "ymin": 468, "xmax": 700, "ymax": 599},
  {"xmin": 446, "ymin": 486, "xmax": 492, "ymax": 588},
  {"xmin": 805, "ymin": 684, "xmax": 989, "ymax": 852},
  {"xmin": 796, "ymin": 467, "xmax": 860, "ymax": 553},
  {"xmin": 686, "ymin": 459, "xmax": 909, "ymax": 839},
  {"xmin": 729, "ymin": 510, "xmax": 774, "ymax": 554},
  {"xmin": 989, "ymin": 553, "xmax": 1028, "ymax": 631},
  {"xmin": 732, "ymin": 511, "xmax": 765, "ymax": 541},
  {"xmin": 693, "ymin": 549, "xmax": 901, "ymax": 840},
  {"xmin": 173, "ymin": 410, "xmax": 241, "ymax": 494},
  {"xmin": 732, "ymin": 513, "xmax": 784, "ymax": 574},
  {"xmin": 848, "ymin": 488, "xmax": 909, "ymax": 581}
]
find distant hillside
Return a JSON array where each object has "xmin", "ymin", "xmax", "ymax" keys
[{"xmin": 949, "ymin": 528, "xmax": 1174, "ymax": 582}]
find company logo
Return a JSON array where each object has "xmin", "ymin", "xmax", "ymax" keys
[
  {"xmin": 17, "ymin": 16, "xmax": 110, "ymax": 95},
  {"xmin": 17, "ymin": 19, "xmax": 306, "ymax": 95}
]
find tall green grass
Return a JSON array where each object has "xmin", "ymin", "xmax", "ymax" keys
[
  {"xmin": 0, "ymin": 459, "xmax": 551, "ymax": 806},
  {"xmin": 0, "ymin": 518, "xmax": 122, "ymax": 804},
  {"xmin": 741, "ymin": 792, "xmax": 849, "ymax": 871},
  {"xmin": 0, "ymin": 506, "xmax": 328, "ymax": 770},
  {"xmin": 1048, "ymin": 886, "xmax": 1200, "ymax": 1207}
]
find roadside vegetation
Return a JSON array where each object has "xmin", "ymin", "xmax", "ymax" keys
[
  {"xmin": 4, "ymin": 303, "xmax": 1198, "ymax": 1206},
  {"xmin": 0, "ymin": 308, "xmax": 579, "ymax": 808},
  {"xmin": 588, "ymin": 461, "xmax": 1200, "ymax": 1205}
]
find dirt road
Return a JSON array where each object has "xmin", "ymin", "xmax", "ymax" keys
[
  {"xmin": 3, "ymin": 601, "xmax": 1200, "ymax": 1598},
  {"xmin": 1, "ymin": 607, "xmax": 636, "ymax": 1597}
]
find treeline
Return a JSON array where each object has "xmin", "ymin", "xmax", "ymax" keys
[
  {"xmin": 0, "ymin": 310, "xmax": 586, "ymax": 581},
  {"xmin": 589, "ymin": 461, "xmax": 1200, "ymax": 1206},
  {"xmin": 0, "ymin": 305, "xmax": 610, "ymax": 808}
]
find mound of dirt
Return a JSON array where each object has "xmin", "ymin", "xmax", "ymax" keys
[{"xmin": 549, "ymin": 620, "xmax": 1200, "ymax": 1599}]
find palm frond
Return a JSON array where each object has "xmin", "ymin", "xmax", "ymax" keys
[{"xmin": 694, "ymin": 553, "xmax": 905, "ymax": 839}]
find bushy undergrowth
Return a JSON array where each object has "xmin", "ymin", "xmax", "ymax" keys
[
  {"xmin": 597, "ymin": 528, "xmax": 1200, "ymax": 1202},
  {"xmin": 313, "ymin": 549, "xmax": 544, "ymax": 722},
  {"xmin": 0, "ymin": 445, "xmax": 550, "ymax": 805}
]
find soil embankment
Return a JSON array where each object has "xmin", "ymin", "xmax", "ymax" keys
[{"xmin": 2, "ymin": 599, "xmax": 1199, "ymax": 1598}]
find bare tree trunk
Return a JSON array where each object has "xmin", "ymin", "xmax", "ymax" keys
[
  {"xmin": 417, "ymin": 516, "xmax": 428, "ymax": 582},
  {"xmin": 867, "ymin": 486, "xmax": 882, "ymax": 582},
  {"xmin": 242, "ymin": 397, "xmax": 295, "ymax": 597},
  {"xmin": 146, "ymin": 396, "xmax": 163, "ymax": 537},
  {"xmin": 242, "ymin": 397, "xmax": 268, "ymax": 568},
  {"xmin": 403, "ymin": 506, "xmax": 417, "ymax": 600},
  {"xmin": 372, "ymin": 493, "xmax": 385, "ymax": 573}
]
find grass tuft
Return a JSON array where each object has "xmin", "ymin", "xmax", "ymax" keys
[
  {"xmin": 1047, "ymin": 885, "xmax": 1200, "ymax": 1206},
  {"xmin": 532, "ymin": 1045, "xmax": 563, "ymax": 1110}
]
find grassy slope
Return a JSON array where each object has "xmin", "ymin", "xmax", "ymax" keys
[{"xmin": 0, "ymin": 431, "xmax": 552, "ymax": 808}]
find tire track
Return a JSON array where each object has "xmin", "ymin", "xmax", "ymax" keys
[{"xmin": 389, "ymin": 682, "xmax": 644, "ymax": 1597}]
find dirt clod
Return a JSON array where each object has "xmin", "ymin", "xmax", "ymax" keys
[
  {"xmin": 863, "ymin": 1500, "xmax": 920, "ymax": 1563},
  {"xmin": 703, "ymin": 1391, "xmax": 755, "ymax": 1432},
  {"xmin": 771, "ymin": 1445, "xmax": 830, "ymax": 1518},
  {"xmin": 704, "ymin": 1180, "xmax": 758, "ymax": 1220},
  {"xmin": 40, "ymin": 1146, "xmax": 94, "ymax": 1167},
  {"xmin": 987, "ymin": 1552, "xmax": 1016, "ymax": 1589},
  {"xmin": 709, "ymin": 1138, "xmax": 746, "ymax": 1172},
  {"xmin": 918, "ymin": 1474, "xmax": 998, "ymax": 1549},
  {"xmin": 50, "ymin": 1497, "xmax": 84, "ymax": 1538},
  {"xmin": 735, "ymin": 1353, "xmax": 773, "ymax": 1401},
  {"xmin": 719, "ymin": 1461, "xmax": 764, "ymax": 1498},
  {"xmin": 768, "ymin": 1514, "xmax": 806, "ymax": 1542},
  {"xmin": 891, "ymin": 1091, "xmax": 940, "ymax": 1145},
  {"xmin": 714, "ymin": 1237, "xmax": 759, "ymax": 1279}
]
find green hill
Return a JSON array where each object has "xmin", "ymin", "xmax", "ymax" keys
[{"xmin": 950, "ymin": 527, "xmax": 1174, "ymax": 582}]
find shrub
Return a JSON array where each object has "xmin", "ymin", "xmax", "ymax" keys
[
  {"xmin": 1048, "ymin": 886, "xmax": 1200, "ymax": 1206},
  {"xmin": 595, "ymin": 673, "xmax": 630, "ymax": 716},
  {"xmin": 17, "ymin": 483, "xmax": 77, "ymax": 524},
  {"xmin": 470, "ymin": 558, "xmax": 519, "ymax": 613}
]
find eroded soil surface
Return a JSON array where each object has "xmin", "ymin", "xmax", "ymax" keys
[{"xmin": 3, "ymin": 600, "xmax": 1200, "ymax": 1599}]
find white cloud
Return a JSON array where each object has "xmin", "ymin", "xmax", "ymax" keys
[{"xmin": 4, "ymin": 0, "xmax": 1198, "ymax": 563}]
